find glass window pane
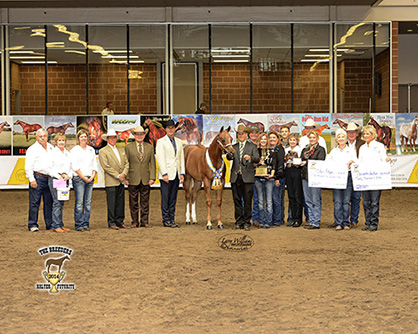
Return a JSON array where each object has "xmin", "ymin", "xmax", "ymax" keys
[
  {"xmin": 47, "ymin": 25, "xmax": 86, "ymax": 115},
  {"xmin": 9, "ymin": 25, "xmax": 46, "ymax": 115},
  {"xmin": 130, "ymin": 25, "xmax": 165, "ymax": 114},
  {"xmin": 253, "ymin": 24, "xmax": 291, "ymax": 113},
  {"xmin": 211, "ymin": 25, "xmax": 250, "ymax": 114},
  {"xmin": 172, "ymin": 24, "xmax": 208, "ymax": 114},
  {"xmin": 294, "ymin": 24, "xmax": 330, "ymax": 113},
  {"xmin": 88, "ymin": 25, "xmax": 127, "ymax": 114},
  {"xmin": 375, "ymin": 23, "xmax": 390, "ymax": 113}
]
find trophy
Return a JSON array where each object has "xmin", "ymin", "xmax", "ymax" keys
[
  {"xmin": 255, "ymin": 148, "xmax": 268, "ymax": 177},
  {"xmin": 43, "ymin": 271, "xmax": 66, "ymax": 294}
]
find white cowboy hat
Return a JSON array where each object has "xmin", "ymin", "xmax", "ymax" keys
[
  {"xmin": 131, "ymin": 125, "xmax": 149, "ymax": 135},
  {"xmin": 101, "ymin": 129, "xmax": 119, "ymax": 140},
  {"xmin": 346, "ymin": 122, "xmax": 360, "ymax": 131},
  {"xmin": 303, "ymin": 119, "xmax": 319, "ymax": 128}
]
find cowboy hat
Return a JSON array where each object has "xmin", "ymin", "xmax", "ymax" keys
[
  {"xmin": 101, "ymin": 129, "xmax": 119, "ymax": 141},
  {"xmin": 164, "ymin": 119, "xmax": 178, "ymax": 128},
  {"xmin": 346, "ymin": 122, "xmax": 360, "ymax": 131},
  {"xmin": 130, "ymin": 125, "xmax": 149, "ymax": 135},
  {"xmin": 235, "ymin": 124, "xmax": 251, "ymax": 134},
  {"xmin": 303, "ymin": 119, "xmax": 319, "ymax": 128}
]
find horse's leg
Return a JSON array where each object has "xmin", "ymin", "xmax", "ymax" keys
[
  {"xmin": 25, "ymin": 131, "xmax": 29, "ymax": 142},
  {"xmin": 191, "ymin": 179, "xmax": 202, "ymax": 224},
  {"xmin": 202, "ymin": 178, "xmax": 213, "ymax": 229},
  {"xmin": 216, "ymin": 186, "xmax": 224, "ymax": 229},
  {"xmin": 184, "ymin": 174, "xmax": 191, "ymax": 225}
]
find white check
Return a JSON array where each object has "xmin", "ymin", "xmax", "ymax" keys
[
  {"xmin": 351, "ymin": 162, "xmax": 392, "ymax": 191},
  {"xmin": 308, "ymin": 160, "xmax": 349, "ymax": 189}
]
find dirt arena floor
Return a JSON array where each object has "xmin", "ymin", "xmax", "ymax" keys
[{"xmin": 1, "ymin": 187, "xmax": 418, "ymax": 333}]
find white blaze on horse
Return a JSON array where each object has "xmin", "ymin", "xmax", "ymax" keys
[{"xmin": 183, "ymin": 126, "xmax": 235, "ymax": 230}]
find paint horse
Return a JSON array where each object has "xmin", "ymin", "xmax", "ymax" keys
[
  {"xmin": 45, "ymin": 255, "xmax": 70, "ymax": 273},
  {"xmin": 237, "ymin": 118, "xmax": 265, "ymax": 132},
  {"xmin": 399, "ymin": 117, "xmax": 418, "ymax": 152},
  {"xmin": 14, "ymin": 120, "xmax": 42, "ymax": 142},
  {"xmin": 302, "ymin": 123, "xmax": 330, "ymax": 136},
  {"xmin": 46, "ymin": 122, "xmax": 74, "ymax": 137},
  {"xmin": 368, "ymin": 116, "xmax": 392, "ymax": 150},
  {"xmin": 184, "ymin": 126, "xmax": 235, "ymax": 230},
  {"xmin": 143, "ymin": 117, "xmax": 166, "ymax": 146},
  {"xmin": 0, "ymin": 121, "xmax": 10, "ymax": 134},
  {"xmin": 268, "ymin": 120, "xmax": 298, "ymax": 133},
  {"xmin": 116, "ymin": 128, "xmax": 135, "ymax": 145}
]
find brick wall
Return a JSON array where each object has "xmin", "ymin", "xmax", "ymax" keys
[
  {"xmin": 392, "ymin": 22, "xmax": 399, "ymax": 113},
  {"xmin": 376, "ymin": 48, "xmax": 390, "ymax": 113}
]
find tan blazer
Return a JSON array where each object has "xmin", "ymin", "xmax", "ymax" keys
[
  {"xmin": 125, "ymin": 141, "xmax": 156, "ymax": 186},
  {"xmin": 98, "ymin": 145, "xmax": 129, "ymax": 187},
  {"xmin": 155, "ymin": 135, "xmax": 185, "ymax": 180}
]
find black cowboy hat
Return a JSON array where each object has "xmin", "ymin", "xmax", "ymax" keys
[{"xmin": 163, "ymin": 119, "xmax": 178, "ymax": 128}]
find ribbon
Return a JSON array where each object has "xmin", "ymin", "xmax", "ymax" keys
[{"xmin": 206, "ymin": 150, "xmax": 224, "ymax": 190}]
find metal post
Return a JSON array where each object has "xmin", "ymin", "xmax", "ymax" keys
[
  {"xmin": 127, "ymin": 24, "xmax": 130, "ymax": 114},
  {"xmin": 250, "ymin": 23, "xmax": 253, "ymax": 114},
  {"xmin": 44, "ymin": 25, "xmax": 48, "ymax": 115}
]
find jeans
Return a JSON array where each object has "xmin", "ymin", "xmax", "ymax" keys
[
  {"xmin": 160, "ymin": 176, "xmax": 180, "ymax": 224},
  {"xmin": 302, "ymin": 179, "xmax": 322, "ymax": 227},
  {"xmin": 28, "ymin": 174, "xmax": 52, "ymax": 230},
  {"xmin": 252, "ymin": 185, "xmax": 259, "ymax": 223},
  {"xmin": 333, "ymin": 173, "xmax": 352, "ymax": 228},
  {"xmin": 363, "ymin": 190, "xmax": 381, "ymax": 229},
  {"xmin": 349, "ymin": 174, "xmax": 361, "ymax": 225},
  {"xmin": 254, "ymin": 178, "xmax": 274, "ymax": 226},
  {"xmin": 48, "ymin": 177, "xmax": 67, "ymax": 230},
  {"xmin": 73, "ymin": 175, "xmax": 94, "ymax": 230},
  {"xmin": 272, "ymin": 178, "xmax": 285, "ymax": 226}
]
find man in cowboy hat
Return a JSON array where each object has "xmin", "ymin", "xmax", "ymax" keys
[
  {"xmin": 98, "ymin": 129, "xmax": 130, "ymax": 230},
  {"xmin": 346, "ymin": 122, "xmax": 365, "ymax": 228},
  {"xmin": 299, "ymin": 118, "xmax": 327, "ymax": 151},
  {"xmin": 227, "ymin": 124, "xmax": 260, "ymax": 231},
  {"xmin": 155, "ymin": 119, "xmax": 185, "ymax": 228},
  {"xmin": 125, "ymin": 125, "xmax": 156, "ymax": 228}
]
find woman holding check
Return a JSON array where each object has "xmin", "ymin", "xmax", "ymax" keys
[{"xmin": 327, "ymin": 129, "xmax": 357, "ymax": 230}]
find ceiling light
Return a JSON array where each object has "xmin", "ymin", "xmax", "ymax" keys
[
  {"xmin": 10, "ymin": 56, "xmax": 45, "ymax": 59},
  {"xmin": 212, "ymin": 54, "xmax": 249, "ymax": 58},
  {"xmin": 93, "ymin": 50, "xmax": 133, "ymax": 53},
  {"xmin": 211, "ymin": 48, "xmax": 250, "ymax": 53},
  {"xmin": 304, "ymin": 54, "xmax": 341, "ymax": 57},
  {"xmin": 102, "ymin": 55, "xmax": 139, "ymax": 59},
  {"xmin": 65, "ymin": 50, "xmax": 86, "ymax": 55},
  {"xmin": 301, "ymin": 59, "xmax": 329, "ymax": 62},
  {"xmin": 213, "ymin": 59, "xmax": 249, "ymax": 63},
  {"xmin": 129, "ymin": 60, "xmax": 145, "ymax": 63},
  {"xmin": 408, "ymin": 29, "xmax": 413, "ymax": 32},
  {"xmin": 9, "ymin": 50, "xmax": 35, "ymax": 54},
  {"xmin": 21, "ymin": 61, "xmax": 57, "ymax": 64},
  {"xmin": 309, "ymin": 48, "xmax": 349, "ymax": 52}
]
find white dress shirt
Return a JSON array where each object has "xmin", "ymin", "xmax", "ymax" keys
[
  {"xmin": 327, "ymin": 145, "xmax": 357, "ymax": 169},
  {"xmin": 299, "ymin": 134, "xmax": 327, "ymax": 154},
  {"xmin": 48, "ymin": 146, "xmax": 72, "ymax": 179},
  {"xmin": 25, "ymin": 141, "xmax": 54, "ymax": 183},
  {"xmin": 358, "ymin": 140, "xmax": 387, "ymax": 164},
  {"xmin": 70, "ymin": 145, "xmax": 98, "ymax": 177}
]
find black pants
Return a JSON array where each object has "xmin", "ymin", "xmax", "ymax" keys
[
  {"xmin": 363, "ymin": 190, "xmax": 381, "ymax": 229},
  {"xmin": 285, "ymin": 166, "xmax": 303, "ymax": 223},
  {"xmin": 105, "ymin": 184, "xmax": 125, "ymax": 227},
  {"xmin": 231, "ymin": 175, "xmax": 254, "ymax": 227},
  {"xmin": 160, "ymin": 176, "xmax": 180, "ymax": 224}
]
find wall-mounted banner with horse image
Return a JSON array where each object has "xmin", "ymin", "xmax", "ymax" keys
[
  {"xmin": 0, "ymin": 116, "xmax": 12, "ymax": 155},
  {"xmin": 36, "ymin": 245, "xmax": 75, "ymax": 294},
  {"xmin": 76, "ymin": 115, "xmax": 107, "ymax": 153},
  {"xmin": 107, "ymin": 115, "xmax": 140, "ymax": 147},
  {"xmin": 364, "ymin": 113, "xmax": 396, "ymax": 155},
  {"xmin": 267, "ymin": 114, "xmax": 299, "ymax": 136},
  {"xmin": 13, "ymin": 116, "xmax": 44, "ymax": 155},
  {"xmin": 330, "ymin": 113, "xmax": 364, "ymax": 148},
  {"xmin": 139, "ymin": 115, "xmax": 171, "ymax": 149},
  {"xmin": 45, "ymin": 116, "xmax": 76, "ymax": 151},
  {"xmin": 203, "ymin": 115, "xmax": 236, "ymax": 147},
  {"xmin": 172, "ymin": 114, "xmax": 203, "ymax": 146},
  {"xmin": 235, "ymin": 114, "xmax": 268, "ymax": 135},
  {"xmin": 299, "ymin": 113, "xmax": 332, "ymax": 152},
  {"xmin": 395, "ymin": 113, "xmax": 418, "ymax": 155}
]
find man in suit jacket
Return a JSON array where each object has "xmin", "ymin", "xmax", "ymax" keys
[
  {"xmin": 125, "ymin": 125, "xmax": 156, "ymax": 228},
  {"xmin": 346, "ymin": 122, "xmax": 366, "ymax": 228},
  {"xmin": 155, "ymin": 119, "xmax": 185, "ymax": 228},
  {"xmin": 99, "ymin": 129, "xmax": 129, "ymax": 230},
  {"xmin": 227, "ymin": 124, "xmax": 260, "ymax": 230}
]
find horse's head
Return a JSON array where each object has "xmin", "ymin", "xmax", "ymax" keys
[
  {"xmin": 68, "ymin": 122, "xmax": 74, "ymax": 127},
  {"xmin": 368, "ymin": 117, "xmax": 375, "ymax": 125},
  {"xmin": 332, "ymin": 119, "xmax": 338, "ymax": 124},
  {"xmin": 5, "ymin": 121, "xmax": 10, "ymax": 127},
  {"xmin": 291, "ymin": 121, "xmax": 298, "ymax": 127},
  {"xmin": 414, "ymin": 117, "xmax": 418, "ymax": 125},
  {"xmin": 325, "ymin": 124, "xmax": 330, "ymax": 129},
  {"xmin": 218, "ymin": 126, "xmax": 235, "ymax": 159},
  {"xmin": 14, "ymin": 120, "xmax": 20, "ymax": 125}
]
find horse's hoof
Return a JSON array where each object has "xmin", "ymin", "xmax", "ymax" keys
[
  {"xmin": 206, "ymin": 225, "xmax": 212, "ymax": 230},
  {"xmin": 217, "ymin": 224, "xmax": 224, "ymax": 229},
  {"xmin": 186, "ymin": 221, "xmax": 191, "ymax": 225},
  {"xmin": 192, "ymin": 222, "xmax": 198, "ymax": 225}
]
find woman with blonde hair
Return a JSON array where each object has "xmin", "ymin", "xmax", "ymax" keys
[
  {"xmin": 358, "ymin": 125, "xmax": 390, "ymax": 232},
  {"xmin": 254, "ymin": 132, "xmax": 278, "ymax": 228},
  {"xmin": 47, "ymin": 133, "xmax": 72, "ymax": 233},
  {"xmin": 70, "ymin": 129, "xmax": 98, "ymax": 232}
]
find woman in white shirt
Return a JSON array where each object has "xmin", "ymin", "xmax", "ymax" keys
[
  {"xmin": 358, "ymin": 125, "xmax": 390, "ymax": 232},
  {"xmin": 71, "ymin": 129, "xmax": 98, "ymax": 232},
  {"xmin": 47, "ymin": 133, "xmax": 72, "ymax": 233},
  {"xmin": 328, "ymin": 129, "xmax": 356, "ymax": 230}
]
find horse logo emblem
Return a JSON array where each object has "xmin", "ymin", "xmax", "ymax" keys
[{"xmin": 36, "ymin": 246, "xmax": 75, "ymax": 294}]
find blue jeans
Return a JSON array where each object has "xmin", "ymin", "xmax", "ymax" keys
[
  {"xmin": 349, "ymin": 174, "xmax": 361, "ymax": 225},
  {"xmin": 255, "ymin": 178, "xmax": 274, "ymax": 226},
  {"xmin": 28, "ymin": 174, "xmax": 52, "ymax": 230},
  {"xmin": 252, "ymin": 185, "xmax": 259, "ymax": 223},
  {"xmin": 272, "ymin": 178, "xmax": 285, "ymax": 226},
  {"xmin": 73, "ymin": 175, "xmax": 94, "ymax": 230},
  {"xmin": 362, "ymin": 190, "xmax": 381, "ymax": 229},
  {"xmin": 48, "ymin": 177, "xmax": 67, "ymax": 230},
  {"xmin": 302, "ymin": 179, "xmax": 322, "ymax": 227},
  {"xmin": 333, "ymin": 174, "xmax": 352, "ymax": 228}
]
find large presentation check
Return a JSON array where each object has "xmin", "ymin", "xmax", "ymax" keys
[
  {"xmin": 308, "ymin": 160, "xmax": 349, "ymax": 189},
  {"xmin": 351, "ymin": 162, "xmax": 392, "ymax": 191}
]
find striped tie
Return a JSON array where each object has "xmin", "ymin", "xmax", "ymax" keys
[
  {"xmin": 138, "ymin": 143, "xmax": 144, "ymax": 161},
  {"xmin": 239, "ymin": 142, "xmax": 244, "ymax": 160}
]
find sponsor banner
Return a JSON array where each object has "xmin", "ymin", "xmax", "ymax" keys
[
  {"xmin": 202, "ymin": 115, "xmax": 236, "ymax": 147},
  {"xmin": 0, "ymin": 116, "xmax": 12, "ymax": 156},
  {"xmin": 107, "ymin": 115, "xmax": 140, "ymax": 148},
  {"xmin": 299, "ymin": 114, "xmax": 332, "ymax": 152},
  {"xmin": 172, "ymin": 114, "xmax": 203, "ymax": 146},
  {"xmin": 395, "ymin": 113, "xmax": 418, "ymax": 155}
]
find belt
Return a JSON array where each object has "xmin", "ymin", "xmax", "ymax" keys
[{"xmin": 34, "ymin": 171, "xmax": 49, "ymax": 178}]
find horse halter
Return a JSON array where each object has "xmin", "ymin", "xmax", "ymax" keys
[{"xmin": 217, "ymin": 139, "xmax": 232, "ymax": 154}]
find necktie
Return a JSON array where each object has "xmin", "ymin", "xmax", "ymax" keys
[
  {"xmin": 239, "ymin": 142, "xmax": 244, "ymax": 160},
  {"xmin": 170, "ymin": 137, "xmax": 177, "ymax": 155},
  {"xmin": 138, "ymin": 143, "xmax": 143, "ymax": 161}
]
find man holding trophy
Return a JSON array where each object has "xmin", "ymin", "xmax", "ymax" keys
[{"xmin": 227, "ymin": 125, "xmax": 260, "ymax": 231}]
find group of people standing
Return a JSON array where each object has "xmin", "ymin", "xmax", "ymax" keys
[{"xmin": 25, "ymin": 118, "xmax": 389, "ymax": 233}]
